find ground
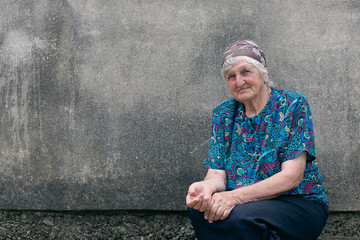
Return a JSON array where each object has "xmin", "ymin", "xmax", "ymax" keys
[{"xmin": 0, "ymin": 211, "xmax": 358, "ymax": 239}]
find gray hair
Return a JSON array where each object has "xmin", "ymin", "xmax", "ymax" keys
[{"xmin": 221, "ymin": 56, "xmax": 275, "ymax": 87}]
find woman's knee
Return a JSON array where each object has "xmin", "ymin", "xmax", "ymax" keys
[{"xmin": 188, "ymin": 205, "xmax": 272, "ymax": 240}]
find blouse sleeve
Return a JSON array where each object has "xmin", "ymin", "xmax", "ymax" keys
[
  {"xmin": 278, "ymin": 95, "xmax": 316, "ymax": 163},
  {"xmin": 203, "ymin": 100, "xmax": 235, "ymax": 169}
]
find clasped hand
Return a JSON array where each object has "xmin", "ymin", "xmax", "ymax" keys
[{"xmin": 186, "ymin": 181, "xmax": 236, "ymax": 223}]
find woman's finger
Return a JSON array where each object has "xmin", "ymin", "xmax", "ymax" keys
[
  {"xmin": 207, "ymin": 202, "xmax": 221, "ymax": 223},
  {"xmin": 190, "ymin": 194, "xmax": 204, "ymax": 210},
  {"xmin": 212, "ymin": 205, "xmax": 226, "ymax": 222},
  {"xmin": 199, "ymin": 194, "xmax": 211, "ymax": 212},
  {"xmin": 220, "ymin": 208, "xmax": 231, "ymax": 221},
  {"xmin": 204, "ymin": 199, "xmax": 214, "ymax": 220}
]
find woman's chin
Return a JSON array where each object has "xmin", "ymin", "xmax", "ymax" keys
[{"xmin": 234, "ymin": 93, "xmax": 253, "ymax": 103}]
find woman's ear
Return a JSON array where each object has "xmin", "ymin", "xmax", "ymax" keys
[
  {"xmin": 263, "ymin": 72, "xmax": 269, "ymax": 84},
  {"xmin": 263, "ymin": 67, "xmax": 269, "ymax": 83}
]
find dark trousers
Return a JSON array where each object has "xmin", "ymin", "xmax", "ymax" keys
[{"xmin": 188, "ymin": 195, "xmax": 328, "ymax": 240}]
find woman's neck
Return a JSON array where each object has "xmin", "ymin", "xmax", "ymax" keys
[{"xmin": 244, "ymin": 87, "xmax": 271, "ymax": 118}]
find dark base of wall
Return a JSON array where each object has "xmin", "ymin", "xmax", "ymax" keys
[{"xmin": 0, "ymin": 210, "xmax": 358, "ymax": 239}]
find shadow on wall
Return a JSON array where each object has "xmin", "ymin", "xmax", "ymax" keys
[{"xmin": 0, "ymin": 0, "xmax": 114, "ymax": 209}]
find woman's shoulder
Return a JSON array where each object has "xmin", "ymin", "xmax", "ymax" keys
[
  {"xmin": 213, "ymin": 98, "xmax": 241, "ymax": 116},
  {"xmin": 272, "ymin": 88, "xmax": 309, "ymax": 104}
]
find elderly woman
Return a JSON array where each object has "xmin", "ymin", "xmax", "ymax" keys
[{"xmin": 186, "ymin": 40, "xmax": 328, "ymax": 240}]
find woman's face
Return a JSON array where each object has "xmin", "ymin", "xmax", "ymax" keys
[{"xmin": 224, "ymin": 60, "xmax": 268, "ymax": 104}]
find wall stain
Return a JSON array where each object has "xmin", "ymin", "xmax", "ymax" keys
[{"xmin": 96, "ymin": 142, "xmax": 101, "ymax": 171}]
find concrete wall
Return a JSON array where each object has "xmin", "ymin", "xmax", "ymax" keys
[{"xmin": 0, "ymin": 0, "xmax": 359, "ymax": 211}]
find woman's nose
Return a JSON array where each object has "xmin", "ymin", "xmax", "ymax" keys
[{"xmin": 235, "ymin": 75, "xmax": 244, "ymax": 86}]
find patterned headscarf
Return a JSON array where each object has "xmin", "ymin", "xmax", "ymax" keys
[{"xmin": 221, "ymin": 40, "xmax": 267, "ymax": 68}]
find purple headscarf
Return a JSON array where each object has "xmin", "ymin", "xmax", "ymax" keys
[{"xmin": 221, "ymin": 40, "xmax": 267, "ymax": 68}]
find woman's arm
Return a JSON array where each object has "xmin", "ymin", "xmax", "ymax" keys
[
  {"xmin": 205, "ymin": 151, "xmax": 307, "ymax": 223},
  {"xmin": 186, "ymin": 169, "xmax": 227, "ymax": 212},
  {"xmin": 233, "ymin": 151, "xmax": 307, "ymax": 203}
]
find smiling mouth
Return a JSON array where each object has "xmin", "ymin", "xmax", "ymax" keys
[{"xmin": 238, "ymin": 87, "xmax": 249, "ymax": 92}]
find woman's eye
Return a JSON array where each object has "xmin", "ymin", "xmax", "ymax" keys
[
  {"xmin": 241, "ymin": 69, "xmax": 250, "ymax": 75},
  {"xmin": 227, "ymin": 75, "xmax": 235, "ymax": 81}
]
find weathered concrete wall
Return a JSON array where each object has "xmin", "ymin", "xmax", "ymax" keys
[{"xmin": 0, "ymin": 0, "xmax": 359, "ymax": 211}]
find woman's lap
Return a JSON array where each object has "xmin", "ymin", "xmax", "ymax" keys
[{"xmin": 188, "ymin": 195, "xmax": 328, "ymax": 240}]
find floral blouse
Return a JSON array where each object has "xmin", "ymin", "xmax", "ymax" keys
[{"xmin": 203, "ymin": 88, "xmax": 327, "ymax": 204}]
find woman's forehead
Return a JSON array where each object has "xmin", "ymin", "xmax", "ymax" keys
[{"xmin": 227, "ymin": 60, "xmax": 256, "ymax": 71}]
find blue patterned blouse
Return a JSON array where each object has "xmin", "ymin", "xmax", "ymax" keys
[{"xmin": 203, "ymin": 88, "xmax": 327, "ymax": 205}]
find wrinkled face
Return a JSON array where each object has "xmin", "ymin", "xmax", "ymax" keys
[{"xmin": 224, "ymin": 60, "xmax": 268, "ymax": 103}]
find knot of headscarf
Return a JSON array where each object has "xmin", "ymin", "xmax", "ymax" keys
[{"xmin": 221, "ymin": 40, "xmax": 267, "ymax": 68}]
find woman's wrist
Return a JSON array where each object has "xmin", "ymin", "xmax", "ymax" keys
[
  {"xmin": 231, "ymin": 188, "xmax": 251, "ymax": 205},
  {"xmin": 204, "ymin": 178, "xmax": 228, "ymax": 194}
]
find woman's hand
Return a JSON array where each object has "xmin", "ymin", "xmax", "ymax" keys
[
  {"xmin": 204, "ymin": 190, "xmax": 238, "ymax": 223},
  {"xmin": 186, "ymin": 181, "xmax": 215, "ymax": 212},
  {"xmin": 186, "ymin": 169, "xmax": 227, "ymax": 212}
]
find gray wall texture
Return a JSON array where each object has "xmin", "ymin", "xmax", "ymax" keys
[{"xmin": 0, "ymin": 0, "xmax": 359, "ymax": 211}]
